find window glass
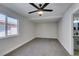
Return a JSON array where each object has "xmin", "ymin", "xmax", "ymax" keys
[
  {"xmin": 0, "ymin": 14, "xmax": 6, "ymax": 37},
  {"xmin": 7, "ymin": 17, "xmax": 18, "ymax": 36}
]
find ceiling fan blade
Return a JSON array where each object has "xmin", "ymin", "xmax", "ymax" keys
[
  {"xmin": 43, "ymin": 9, "xmax": 53, "ymax": 12},
  {"xmin": 28, "ymin": 10, "xmax": 38, "ymax": 14},
  {"xmin": 41, "ymin": 3, "xmax": 49, "ymax": 9},
  {"xmin": 29, "ymin": 3, "xmax": 39, "ymax": 9}
]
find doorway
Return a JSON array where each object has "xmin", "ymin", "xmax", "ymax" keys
[{"xmin": 73, "ymin": 10, "xmax": 79, "ymax": 55}]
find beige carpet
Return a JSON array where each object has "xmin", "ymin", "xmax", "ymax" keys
[{"xmin": 6, "ymin": 38, "xmax": 69, "ymax": 56}]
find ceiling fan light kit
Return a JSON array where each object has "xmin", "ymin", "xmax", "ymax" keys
[
  {"xmin": 37, "ymin": 10, "xmax": 43, "ymax": 16},
  {"xmin": 28, "ymin": 3, "xmax": 53, "ymax": 16}
]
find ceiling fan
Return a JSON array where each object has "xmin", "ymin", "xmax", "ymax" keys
[{"xmin": 28, "ymin": 3, "xmax": 53, "ymax": 16}]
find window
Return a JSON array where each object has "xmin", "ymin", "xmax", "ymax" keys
[
  {"xmin": 0, "ymin": 13, "xmax": 18, "ymax": 39},
  {"xmin": 7, "ymin": 17, "xmax": 18, "ymax": 36}
]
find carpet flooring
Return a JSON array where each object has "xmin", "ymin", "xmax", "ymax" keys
[{"xmin": 6, "ymin": 38, "xmax": 69, "ymax": 56}]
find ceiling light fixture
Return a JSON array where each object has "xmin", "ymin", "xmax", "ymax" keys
[{"xmin": 37, "ymin": 10, "xmax": 43, "ymax": 16}]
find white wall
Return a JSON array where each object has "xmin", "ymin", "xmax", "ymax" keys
[
  {"xmin": 58, "ymin": 4, "xmax": 79, "ymax": 55},
  {"xmin": 0, "ymin": 5, "xmax": 35, "ymax": 55},
  {"xmin": 35, "ymin": 22, "xmax": 58, "ymax": 38}
]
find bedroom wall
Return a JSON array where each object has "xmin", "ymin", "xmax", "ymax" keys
[{"xmin": 35, "ymin": 22, "xmax": 58, "ymax": 38}]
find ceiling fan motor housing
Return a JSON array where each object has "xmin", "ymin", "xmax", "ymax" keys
[{"xmin": 39, "ymin": 4, "xmax": 42, "ymax": 8}]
